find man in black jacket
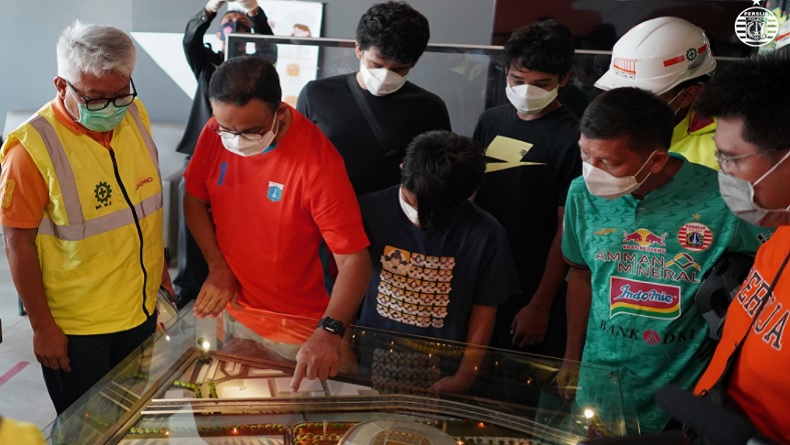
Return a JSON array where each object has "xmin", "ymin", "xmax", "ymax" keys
[{"xmin": 173, "ymin": 0, "xmax": 274, "ymax": 308}]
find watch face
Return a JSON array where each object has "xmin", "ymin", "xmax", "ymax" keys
[{"xmin": 319, "ymin": 317, "xmax": 345, "ymax": 336}]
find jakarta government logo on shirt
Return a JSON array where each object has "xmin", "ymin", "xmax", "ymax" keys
[
  {"xmin": 267, "ymin": 181, "xmax": 284, "ymax": 202},
  {"xmin": 734, "ymin": 1, "xmax": 780, "ymax": 47}
]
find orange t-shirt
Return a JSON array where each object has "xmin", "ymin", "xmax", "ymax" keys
[
  {"xmin": 184, "ymin": 105, "xmax": 369, "ymax": 323},
  {"xmin": 0, "ymin": 98, "xmax": 113, "ymax": 228},
  {"xmin": 695, "ymin": 225, "xmax": 790, "ymax": 444}
]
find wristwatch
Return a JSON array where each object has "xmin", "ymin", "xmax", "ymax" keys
[{"xmin": 317, "ymin": 317, "xmax": 346, "ymax": 337}]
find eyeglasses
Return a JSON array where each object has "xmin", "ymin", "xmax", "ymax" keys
[
  {"xmin": 713, "ymin": 150, "xmax": 762, "ymax": 166},
  {"xmin": 66, "ymin": 78, "xmax": 137, "ymax": 111},
  {"xmin": 212, "ymin": 111, "xmax": 278, "ymax": 141}
]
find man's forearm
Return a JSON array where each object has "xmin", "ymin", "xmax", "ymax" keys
[
  {"xmin": 2, "ymin": 227, "xmax": 57, "ymax": 332},
  {"xmin": 458, "ymin": 305, "xmax": 496, "ymax": 377},
  {"xmin": 324, "ymin": 249, "xmax": 371, "ymax": 327},
  {"xmin": 565, "ymin": 267, "xmax": 592, "ymax": 361},
  {"xmin": 183, "ymin": 194, "xmax": 227, "ymax": 270},
  {"xmin": 530, "ymin": 218, "xmax": 570, "ymax": 308},
  {"xmin": 250, "ymin": 6, "xmax": 274, "ymax": 34}
]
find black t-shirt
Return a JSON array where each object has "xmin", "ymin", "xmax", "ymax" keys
[
  {"xmin": 296, "ymin": 74, "xmax": 451, "ymax": 195},
  {"xmin": 473, "ymin": 104, "xmax": 581, "ymax": 298},
  {"xmin": 356, "ymin": 186, "xmax": 520, "ymax": 343}
]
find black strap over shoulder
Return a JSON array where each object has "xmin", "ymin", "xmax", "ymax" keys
[{"xmin": 346, "ymin": 73, "xmax": 399, "ymax": 159}]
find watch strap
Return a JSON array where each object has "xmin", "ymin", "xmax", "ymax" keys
[{"xmin": 317, "ymin": 317, "xmax": 346, "ymax": 337}]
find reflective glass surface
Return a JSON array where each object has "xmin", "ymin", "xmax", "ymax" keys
[{"xmin": 48, "ymin": 309, "xmax": 628, "ymax": 444}]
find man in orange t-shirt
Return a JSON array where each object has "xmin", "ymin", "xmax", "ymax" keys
[
  {"xmin": 692, "ymin": 52, "xmax": 790, "ymax": 444},
  {"xmin": 183, "ymin": 56, "xmax": 371, "ymax": 393}
]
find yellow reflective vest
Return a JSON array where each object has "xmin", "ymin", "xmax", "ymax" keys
[
  {"xmin": 3, "ymin": 100, "xmax": 164, "ymax": 335},
  {"xmin": 669, "ymin": 111, "xmax": 718, "ymax": 171}
]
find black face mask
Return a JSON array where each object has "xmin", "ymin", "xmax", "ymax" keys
[{"xmin": 219, "ymin": 20, "xmax": 251, "ymax": 41}]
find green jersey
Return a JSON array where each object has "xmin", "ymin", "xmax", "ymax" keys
[{"xmin": 562, "ymin": 155, "xmax": 771, "ymax": 433}]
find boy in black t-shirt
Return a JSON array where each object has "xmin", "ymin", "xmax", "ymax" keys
[
  {"xmin": 473, "ymin": 19, "xmax": 582, "ymax": 359},
  {"xmin": 355, "ymin": 131, "xmax": 520, "ymax": 395}
]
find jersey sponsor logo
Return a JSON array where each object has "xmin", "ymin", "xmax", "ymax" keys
[
  {"xmin": 377, "ymin": 245, "xmax": 454, "ymax": 329},
  {"xmin": 677, "ymin": 222, "xmax": 713, "ymax": 251},
  {"xmin": 736, "ymin": 267, "xmax": 789, "ymax": 351},
  {"xmin": 610, "ymin": 276, "xmax": 681, "ymax": 320},
  {"xmin": 595, "ymin": 228, "xmax": 617, "ymax": 236},
  {"xmin": 599, "ymin": 320, "xmax": 696, "ymax": 345},
  {"xmin": 135, "ymin": 176, "xmax": 153, "ymax": 190},
  {"xmin": 665, "ymin": 253, "xmax": 702, "ymax": 272},
  {"xmin": 622, "ymin": 229, "xmax": 667, "ymax": 253},
  {"xmin": 595, "ymin": 251, "xmax": 701, "ymax": 283},
  {"xmin": 266, "ymin": 181, "xmax": 284, "ymax": 202}
]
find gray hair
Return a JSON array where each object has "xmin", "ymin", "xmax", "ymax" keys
[{"xmin": 56, "ymin": 20, "xmax": 136, "ymax": 82}]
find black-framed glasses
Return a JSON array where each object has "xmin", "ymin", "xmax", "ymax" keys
[
  {"xmin": 212, "ymin": 110, "xmax": 278, "ymax": 141},
  {"xmin": 66, "ymin": 78, "xmax": 137, "ymax": 111}
]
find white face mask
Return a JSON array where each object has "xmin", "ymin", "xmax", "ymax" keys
[
  {"xmin": 220, "ymin": 110, "xmax": 279, "ymax": 157},
  {"xmin": 359, "ymin": 60, "xmax": 407, "ymax": 96},
  {"xmin": 665, "ymin": 88, "xmax": 687, "ymax": 119},
  {"xmin": 399, "ymin": 186, "xmax": 420, "ymax": 226},
  {"xmin": 718, "ymin": 149, "xmax": 790, "ymax": 227},
  {"xmin": 505, "ymin": 83, "xmax": 558, "ymax": 115},
  {"xmin": 582, "ymin": 151, "xmax": 656, "ymax": 200}
]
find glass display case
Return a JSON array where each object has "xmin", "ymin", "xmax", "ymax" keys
[{"xmin": 48, "ymin": 309, "xmax": 630, "ymax": 445}]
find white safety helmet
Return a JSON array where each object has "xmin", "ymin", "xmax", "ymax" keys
[
  {"xmin": 595, "ymin": 17, "xmax": 716, "ymax": 95},
  {"xmin": 776, "ymin": 20, "xmax": 790, "ymax": 50}
]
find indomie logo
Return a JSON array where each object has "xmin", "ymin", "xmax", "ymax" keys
[
  {"xmin": 622, "ymin": 229, "xmax": 667, "ymax": 253},
  {"xmin": 610, "ymin": 276, "xmax": 681, "ymax": 320}
]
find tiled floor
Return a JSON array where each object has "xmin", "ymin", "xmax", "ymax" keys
[
  {"xmin": 0, "ymin": 246, "xmax": 56, "ymax": 437},
  {"xmin": 0, "ymin": 248, "xmax": 180, "ymax": 439}
]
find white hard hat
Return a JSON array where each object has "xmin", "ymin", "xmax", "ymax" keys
[
  {"xmin": 595, "ymin": 17, "xmax": 716, "ymax": 95},
  {"xmin": 776, "ymin": 20, "xmax": 790, "ymax": 50}
]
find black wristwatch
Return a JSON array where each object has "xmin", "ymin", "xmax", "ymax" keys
[{"xmin": 317, "ymin": 317, "xmax": 346, "ymax": 337}]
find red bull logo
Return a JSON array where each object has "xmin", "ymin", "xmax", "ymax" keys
[
  {"xmin": 622, "ymin": 229, "xmax": 668, "ymax": 253},
  {"xmin": 610, "ymin": 276, "xmax": 681, "ymax": 320}
]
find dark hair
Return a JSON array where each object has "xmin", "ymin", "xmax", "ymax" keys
[
  {"xmin": 580, "ymin": 87, "xmax": 674, "ymax": 152},
  {"xmin": 401, "ymin": 131, "xmax": 485, "ymax": 231},
  {"xmin": 503, "ymin": 19, "xmax": 575, "ymax": 77},
  {"xmin": 209, "ymin": 56, "xmax": 281, "ymax": 109},
  {"xmin": 356, "ymin": 1, "xmax": 430, "ymax": 64},
  {"xmin": 696, "ymin": 51, "xmax": 790, "ymax": 154}
]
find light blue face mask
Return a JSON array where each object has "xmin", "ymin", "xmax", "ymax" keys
[{"xmin": 76, "ymin": 102, "xmax": 129, "ymax": 132}]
